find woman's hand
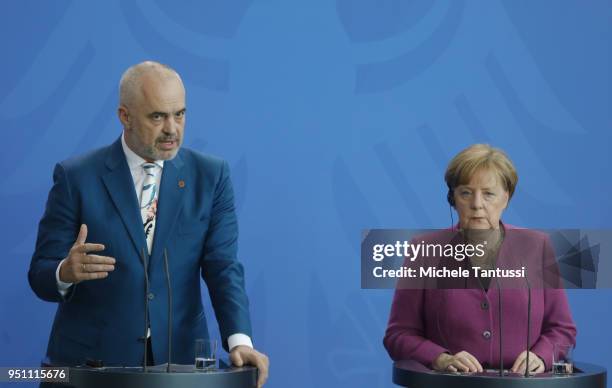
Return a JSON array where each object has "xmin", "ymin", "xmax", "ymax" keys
[
  {"xmin": 433, "ymin": 351, "xmax": 484, "ymax": 373},
  {"xmin": 511, "ymin": 351, "xmax": 545, "ymax": 374}
]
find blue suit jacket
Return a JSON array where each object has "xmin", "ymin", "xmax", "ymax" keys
[{"xmin": 28, "ymin": 138, "xmax": 251, "ymax": 366}]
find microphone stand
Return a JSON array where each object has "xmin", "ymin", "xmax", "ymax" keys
[
  {"xmin": 494, "ymin": 277, "xmax": 503, "ymax": 377},
  {"xmin": 163, "ymin": 249, "xmax": 173, "ymax": 373},
  {"xmin": 140, "ymin": 248, "xmax": 150, "ymax": 372},
  {"xmin": 525, "ymin": 275, "xmax": 532, "ymax": 378}
]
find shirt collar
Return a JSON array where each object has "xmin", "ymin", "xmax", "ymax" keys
[{"xmin": 121, "ymin": 132, "xmax": 164, "ymax": 170}]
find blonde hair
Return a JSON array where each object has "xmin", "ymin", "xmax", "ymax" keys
[{"xmin": 445, "ymin": 144, "xmax": 518, "ymax": 199}]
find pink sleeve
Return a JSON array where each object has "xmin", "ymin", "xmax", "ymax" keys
[{"xmin": 383, "ymin": 288, "xmax": 449, "ymax": 367}]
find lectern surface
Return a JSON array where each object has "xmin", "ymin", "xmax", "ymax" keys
[
  {"xmin": 393, "ymin": 360, "xmax": 606, "ymax": 388},
  {"xmin": 66, "ymin": 363, "xmax": 257, "ymax": 388}
]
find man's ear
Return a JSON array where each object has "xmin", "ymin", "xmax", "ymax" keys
[{"xmin": 118, "ymin": 105, "xmax": 130, "ymax": 128}]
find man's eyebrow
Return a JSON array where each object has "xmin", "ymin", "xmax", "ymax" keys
[
  {"xmin": 148, "ymin": 108, "xmax": 186, "ymax": 117},
  {"xmin": 148, "ymin": 111, "xmax": 169, "ymax": 117}
]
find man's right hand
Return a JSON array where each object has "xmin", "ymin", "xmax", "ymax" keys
[
  {"xmin": 59, "ymin": 224, "xmax": 115, "ymax": 284},
  {"xmin": 433, "ymin": 350, "xmax": 484, "ymax": 373}
]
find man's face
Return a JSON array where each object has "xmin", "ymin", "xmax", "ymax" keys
[{"xmin": 119, "ymin": 73, "xmax": 186, "ymax": 161}]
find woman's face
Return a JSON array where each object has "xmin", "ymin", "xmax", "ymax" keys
[{"xmin": 453, "ymin": 168, "xmax": 509, "ymax": 230}]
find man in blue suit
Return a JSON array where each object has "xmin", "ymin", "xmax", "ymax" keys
[{"xmin": 28, "ymin": 61, "xmax": 269, "ymax": 386}]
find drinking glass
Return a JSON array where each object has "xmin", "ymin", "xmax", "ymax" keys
[
  {"xmin": 194, "ymin": 339, "xmax": 217, "ymax": 371},
  {"xmin": 552, "ymin": 344, "xmax": 574, "ymax": 375}
]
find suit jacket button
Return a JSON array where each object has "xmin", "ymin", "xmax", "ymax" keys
[
  {"xmin": 481, "ymin": 301, "xmax": 489, "ymax": 310},
  {"xmin": 147, "ymin": 292, "xmax": 155, "ymax": 300},
  {"xmin": 483, "ymin": 330, "xmax": 491, "ymax": 339}
]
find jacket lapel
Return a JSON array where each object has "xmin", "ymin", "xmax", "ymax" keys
[
  {"xmin": 101, "ymin": 138, "xmax": 148, "ymax": 257},
  {"xmin": 149, "ymin": 152, "xmax": 185, "ymax": 269}
]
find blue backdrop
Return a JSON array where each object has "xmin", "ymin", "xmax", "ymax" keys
[{"xmin": 0, "ymin": 1, "xmax": 610, "ymax": 387}]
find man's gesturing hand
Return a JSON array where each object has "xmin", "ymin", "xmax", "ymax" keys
[
  {"xmin": 59, "ymin": 224, "xmax": 116, "ymax": 283},
  {"xmin": 230, "ymin": 345, "xmax": 269, "ymax": 387}
]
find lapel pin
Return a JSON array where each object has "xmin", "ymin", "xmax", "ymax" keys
[{"xmin": 178, "ymin": 180, "xmax": 185, "ymax": 188}]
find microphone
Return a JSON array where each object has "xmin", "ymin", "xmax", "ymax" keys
[
  {"xmin": 494, "ymin": 277, "xmax": 503, "ymax": 377},
  {"xmin": 139, "ymin": 248, "xmax": 151, "ymax": 372},
  {"xmin": 163, "ymin": 249, "xmax": 173, "ymax": 373}
]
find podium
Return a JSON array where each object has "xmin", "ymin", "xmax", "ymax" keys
[
  {"xmin": 393, "ymin": 360, "xmax": 606, "ymax": 388},
  {"xmin": 66, "ymin": 363, "xmax": 257, "ymax": 388}
]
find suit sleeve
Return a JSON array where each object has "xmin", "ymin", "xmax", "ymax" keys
[
  {"xmin": 531, "ymin": 237, "xmax": 577, "ymax": 369},
  {"xmin": 384, "ymin": 287, "xmax": 449, "ymax": 367},
  {"xmin": 28, "ymin": 163, "xmax": 79, "ymax": 302},
  {"xmin": 200, "ymin": 161, "xmax": 252, "ymax": 352}
]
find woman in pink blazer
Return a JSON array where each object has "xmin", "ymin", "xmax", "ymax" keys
[{"xmin": 383, "ymin": 144, "xmax": 576, "ymax": 374}]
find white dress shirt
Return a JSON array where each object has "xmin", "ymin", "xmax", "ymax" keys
[{"xmin": 56, "ymin": 133, "xmax": 252, "ymax": 350}]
